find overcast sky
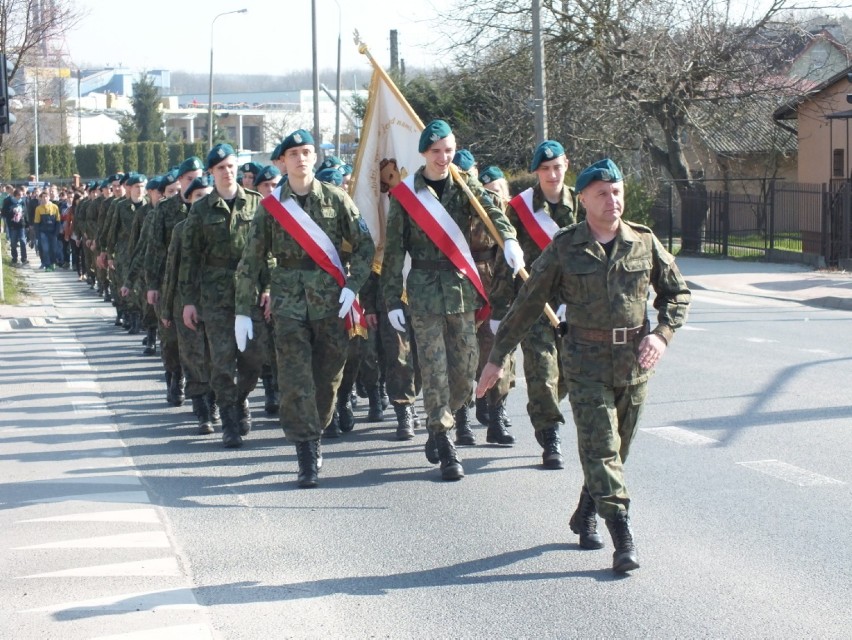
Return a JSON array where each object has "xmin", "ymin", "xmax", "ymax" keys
[{"xmin": 63, "ymin": 0, "xmax": 455, "ymax": 76}]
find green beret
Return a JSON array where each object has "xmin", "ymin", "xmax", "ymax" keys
[
  {"xmin": 183, "ymin": 176, "xmax": 211, "ymax": 200},
  {"xmin": 280, "ymin": 129, "xmax": 315, "ymax": 154},
  {"xmin": 146, "ymin": 176, "xmax": 161, "ymax": 191},
  {"xmin": 86, "ymin": 181, "xmax": 98, "ymax": 190},
  {"xmin": 126, "ymin": 173, "xmax": 147, "ymax": 186},
  {"xmin": 207, "ymin": 143, "xmax": 236, "ymax": 170},
  {"xmin": 419, "ymin": 119, "xmax": 452, "ymax": 152},
  {"xmin": 119, "ymin": 172, "xmax": 132, "ymax": 185},
  {"xmin": 574, "ymin": 158, "xmax": 623, "ymax": 193},
  {"xmin": 340, "ymin": 163, "xmax": 352, "ymax": 176},
  {"xmin": 254, "ymin": 164, "xmax": 281, "ymax": 187},
  {"xmin": 529, "ymin": 140, "xmax": 565, "ymax": 171},
  {"xmin": 178, "ymin": 156, "xmax": 204, "ymax": 177},
  {"xmin": 478, "ymin": 165, "xmax": 504, "ymax": 185},
  {"xmin": 453, "ymin": 149, "xmax": 475, "ymax": 171},
  {"xmin": 158, "ymin": 169, "xmax": 179, "ymax": 192},
  {"xmin": 270, "ymin": 142, "xmax": 283, "ymax": 161},
  {"xmin": 100, "ymin": 179, "xmax": 111, "ymax": 190},
  {"xmin": 316, "ymin": 167, "xmax": 343, "ymax": 186},
  {"xmin": 321, "ymin": 155, "xmax": 343, "ymax": 170},
  {"xmin": 240, "ymin": 161, "xmax": 263, "ymax": 176},
  {"xmin": 108, "ymin": 173, "xmax": 124, "ymax": 184}
]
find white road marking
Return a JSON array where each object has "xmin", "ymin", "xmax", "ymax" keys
[
  {"xmin": 89, "ymin": 624, "xmax": 214, "ymax": 640},
  {"xmin": 744, "ymin": 337, "xmax": 779, "ymax": 343},
  {"xmin": 691, "ymin": 292, "xmax": 755, "ymax": 306},
  {"xmin": 21, "ymin": 490, "xmax": 150, "ymax": 505},
  {"xmin": 19, "ymin": 557, "xmax": 181, "ymax": 578},
  {"xmin": 19, "ymin": 508, "xmax": 160, "ymax": 523},
  {"xmin": 642, "ymin": 426, "xmax": 718, "ymax": 446},
  {"xmin": 22, "ymin": 474, "xmax": 141, "ymax": 486},
  {"xmin": 60, "ymin": 361, "xmax": 93, "ymax": 372},
  {"xmin": 65, "ymin": 377, "xmax": 98, "ymax": 389},
  {"xmin": 56, "ymin": 349, "xmax": 86, "ymax": 358},
  {"xmin": 737, "ymin": 459, "xmax": 845, "ymax": 486},
  {"xmin": 22, "ymin": 587, "xmax": 202, "ymax": 613},
  {"xmin": 15, "ymin": 530, "xmax": 171, "ymax": 549},
  {"xmin": 679, "ymin": 325, "xmax": 707, "ymax": 331}
]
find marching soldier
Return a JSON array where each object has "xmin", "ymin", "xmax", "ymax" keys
[
  {"xmin": 381, "ymin": 119, "xmax": 523, "ymax": 481},
  {"xmin": 478, "ymin": 158, "xmax": 691, "ymax": 573},
  {"xmin": 234, "ymin": 129, "xmax": 374, "ymax": 488}
]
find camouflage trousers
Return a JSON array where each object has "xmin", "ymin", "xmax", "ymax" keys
[
  {"xmin": 410, "ymin": 311, "xmax": 478, "ymax": 433},
  {"xmin": 159, "ymin": 315, "xmax": 181, "ymax": 374},
  {"xmin": 273, "ymin": 315, "xmax": 349, "ymax": 443},
  {"xmin": 198, "ymin": 305, "xmax": 263, "ymax": 408},
  {"xmin": 258, "ymin": 316, "xmax": 277, "ymax": 379},
  {"xmin": 476, "ymin": 315, "xmax": 515, "ymax": 405},
  {"xmin": 355, "ymin": 326, "xmax": 380, "ymax": 391},
  {"xmin": 339, "ymin": 335, "xmax": 364, "ymax": 399},
  {"xmin": 566, "ymin": 377, "xmax": 648, "ymax": 520},
  {"xmin": 116, "ymin": 262, "xmax": 137, "ymax": 314},
  {"xmin": 380, "ymin": 310, "xmax": 420, "ymax": 405},
  {"xmin": 512, "ymin": 319, "xmax": 566, "ymax": 431},
  {"xmin": 174, "ymin": 299, "xmax": 210, "ymax": 399}
]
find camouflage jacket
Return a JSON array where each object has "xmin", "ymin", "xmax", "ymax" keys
[
  {"xmin": 106, "ymin": 197, "xmax": 148, "ymax": 260},
  {"xmin": 490, "ymin": 184, "xmax": 577, "ymax": 321},
  {"xmin": 160, "ymin": 218, "xmax": 186, "ymax": 322},
  {"xmin": 380, "ymin": 167, "xmax": 517, "ymax": 315},
  {"xmin": 124, "ymin": 207, "xmax": 157, "ymax": 291},
  {"xmin": 75, "ymin": 198, "xmax": 90, "ymax": 237},
  {"xmin": 85, "ymin": 196, "xmax": 103, "ymax": 240},
  {"xmin": 97, "ymin": 196, "xmax": 123, "ymax": 250},
  {"xmin": 489, "ymin": 220, "xmax": 691, "ymax": 387},
  {"xmin": 144, "ymin": 195, "xmax": 190, "ymax": 291},
  {"xmin": 235, "ymin": 179, "xmax": 374, "ymax": 320},
  {"xmin": 179, "ymin": 186, "xmax": 262, "ymax": 312}
]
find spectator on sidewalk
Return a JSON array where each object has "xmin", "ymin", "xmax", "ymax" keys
[
  {"xmin": 34, "ymin": 191, "xmax": 61, "ymax": 271},
  {"xmin": 2, "ymin": 186, "xmax": 29, "ymax": 266}
]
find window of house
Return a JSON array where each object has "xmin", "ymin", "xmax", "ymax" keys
[{"xmin": 833, "ymin": 149, "xmax": 844, "ymax": 178}]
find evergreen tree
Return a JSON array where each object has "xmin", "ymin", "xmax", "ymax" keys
[{"xmin": 130, "ymin": 74, "xmax": 166, "ymax": 143}]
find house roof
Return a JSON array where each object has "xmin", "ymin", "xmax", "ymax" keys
[
  {"xmin": 692, "ymin": 99, "xmax": 797, "ymax": 156},
  {"xmin": 774, "ymin": 64, "xmax": 852, "ymax": 121}
]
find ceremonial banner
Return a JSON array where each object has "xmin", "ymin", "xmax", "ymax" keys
[
  {"xmin": 510, "ymin": 187, "xmax": 561, "ymax": 251},
  {"xmin": 350, "ymin": 70, "xmax": 423, "ymax": 268}
]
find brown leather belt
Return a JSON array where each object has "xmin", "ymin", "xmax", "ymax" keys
[{"xmin": 568, "ymin": 324, "xmax": 646, "ymax": 345}]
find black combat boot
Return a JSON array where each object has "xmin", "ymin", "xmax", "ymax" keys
[
  {"xmin": 191, "ymin": 395, "xmax": 214, "ymax": 435},
  {"xmin": 454, "ymin": 404, "xmax": 476, "ymax": 446},
  {"xmin": 486, "ymin": 401, "xmax": 515, "ymax": 445},
  {"xmin": 569, "ymin": 486, "xmax": 605, "ymax": 550},
  {"xmin": 295, "ymin": 440, "xmax": 320, "ymax": 488},
  {"xmin": 367, "ymin": 385, "xmax": 385, "ymax": 422},
  {"xmin": 221, "ymin": 405, "xmax": 243, "ymax": 449},
  {"xmin": 207, "ymin": 391, "xmax": 221, "ymax": 425},
  {"xmin": 606, "ymin": 511, "xmax": 640, "ymax": 573},
  {"xmin": 475, "ymin": 396, "xmax": 489, "ymax": 426},
  {"xmin": 535, "ymin": 426, "xmax": 564, "ymax": 469},
  {"xmin": 424, "ymin": 428, "xmax": 440, "ymax": 464},
  {"xmin": 166, "ymin": 369, "xmax": 183, "ymax": 406},
  {"xmin": 435, "ymin": 430, "xmax": 464, "ymax": 481},
  {"xmin": 237, "ymin": 393, "xmax": 252, "ymax": 436},
  {"xmin": 104, "ymin": 286, "xmax": 112, "ymax": 303},
  {"xmin": 143, "ymin": 327, "xmax": 157, "ymax": 355},
  {"xmin": 173, "ymin": 369, "xmax": 185, "ymax": 406},
  {"xmin": 261, "ymin": 374, "xmax": 279, "ymax": 414},
  {"xmin": 379, "ymin": 381, "xmax": 389, "ymax": 410},
  {"xmin": 337, "ymin": 392, "xmax": 355, "ymax": 432},
  {"xmin": 128, "ymin": 312, "xmax": 141, "ymax": 335},
  {"xmin": 114, "ymin": 308, "xmax": 123, "ymax": 326},
  {"xmin": 393, "ymin": 402, "xmax": 415, "ymax": 440},
  {"xmin": 323, "ymin": 411, "xmax": 341, "ymax": 438}
]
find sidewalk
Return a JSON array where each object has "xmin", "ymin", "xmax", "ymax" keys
[{"xmin": 676, "ymin": 255, "xmax": 852, "ymax": 311}]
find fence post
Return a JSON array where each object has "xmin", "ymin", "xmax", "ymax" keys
[
  {"xmin": 768, "ymin": 180, "xmax": 775, "ymax": 252},
  {"xmin": 668, "ymin": 183, "xmax": 674, "ymax": 253}
]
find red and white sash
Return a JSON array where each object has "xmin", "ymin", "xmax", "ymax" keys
[
  {"xmin": 390, "ymin": 175, "xmax": 489, "ymax": 321},
  {"xmin": 262, "ymin": 186, "xmax": 367, "ymax": 336},
  {"xmin": 509, "ymin": 187, "xmax": 560, "ymax": 252}
]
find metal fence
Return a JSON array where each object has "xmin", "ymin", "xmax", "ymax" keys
[{"xmin": 652, "ymin": 180, "xmax": 852, "ymax": 267}]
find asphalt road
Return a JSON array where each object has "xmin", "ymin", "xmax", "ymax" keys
[{"xmin": 1, "ymin": 270, "xmax": 851, "ymax": 639}]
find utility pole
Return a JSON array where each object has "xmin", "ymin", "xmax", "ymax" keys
[{"xmin": 532, "ymin": 0, "xmax": 548, "ymax": 142}]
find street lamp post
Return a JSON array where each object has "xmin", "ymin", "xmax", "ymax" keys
[
  {"xmin": 331, "ymin": 0, "xmax": 342, "ymax": 156},
  {"xmin": 208, "ymin": 8, "xmax": 247, "ymax": 147}
]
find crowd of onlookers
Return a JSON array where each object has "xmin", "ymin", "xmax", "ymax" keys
[{"xmin": 1, "ymin": 182, "xmax": 87, "ymax": 277}]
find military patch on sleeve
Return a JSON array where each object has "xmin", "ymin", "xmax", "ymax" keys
[{"xmin": 358, "ymin": 218, "xmax": 370, "ymax": 235}]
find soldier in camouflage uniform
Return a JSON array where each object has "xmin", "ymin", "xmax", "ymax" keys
[
  {"xmin": 162, "ymin": 177, "xmax": 217, "ymax": 435},
  {"xmin": 84, "ymin": 181, "xmax": 109, "ymax": 291},
  {"xmin": 92, "ymin": 178, "xmax": 119, "ymax": 300},
  {"xmin": 181, "ymin": 144, "xmax": 264, "ymax": 449},
  {"xmin": 98, "ymin": 173, "xmax": 128, "ymax": 321},
  {"xmin": 73, "ymin": 185, "xmax": 93, "ymax": 284},
  {"xmin": 145, "ymin": 159, "xmax": 204, "ymax": 405},
  {"xmin": 107, "ymin": 174, "xmax": 149, "ymax": 336},
  {"xmin": 489, "ymin": 141, "xmax": 577, "ymax": 469},
  {"xmin": 235, "ymin": 129, "xmax": 374, "ymax": 488},
  {"xmin": 478, "ymin": 158, "xmax": 691, "ymax": 573},
  {"xmin": 381, "ymin": 120, "xmax": 523, "ymax": 482}
]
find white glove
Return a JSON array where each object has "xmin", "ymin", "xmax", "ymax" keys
[
  {"xmin": 388, "ymin": 309, "xmax": 406, "ymax": 332},
  {"xmin": 556, "ymin": 304, "xmax": 567, "ymax": 322},
  {"xmin": 503, "ymin": 238, "xmax": 525, "ymax": 276},
  {"xmin": 234, "ymin": 314, "xmax": 253, "ymax": 352},
  {"xmin": 338, "ymin": 287, "xmax": 356, "ymax": 319},
  {"xmin": 489, "ymin": 319, "xmax": 500, "ymax": 335}
]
